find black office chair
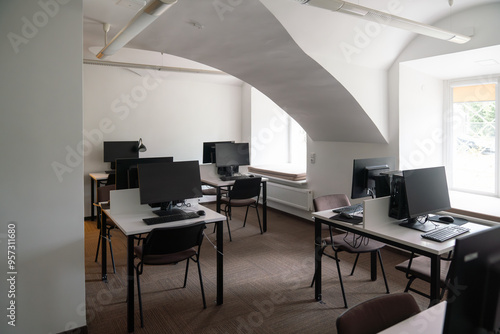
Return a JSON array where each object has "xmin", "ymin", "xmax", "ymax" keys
[
  {"xmin": 134, "ymin": 222, "xmax": 207, "ymax": 328},
  {"xmin": 336, "ymin": 293, "xmax": 420, "ymax": 334},
  {"xmin": 395, "ymin": 252, "xmax": 453, "ymax": 302},
  {"xmin": 94, "ymin": 184, "xmax": 116, "ymax": 273},
  {"xmin": 311, "ymin": 194, "xmax": 389, "ymax": 308},
  {"xmin": 220, "ymin": 177, "xmax": 262, "ymax": 241}
]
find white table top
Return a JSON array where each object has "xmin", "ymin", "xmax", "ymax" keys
[
  {"xmin": 312, "ymin": 197, "xmax": 490, "ymax": 256},
  {"xmin": 104, "ymin": 188, "xmax": 225, "ymax": 236},
  {"xmin": 89, "ymin": 172, "xmax": 109, "ymax": 180},
  {"xmin": 104, "ymin": 204, "xmax": 225, "ymax": 236},
  {"xmin": 379, "ymin": 301, "xmax": 446, "ymax": 334}
]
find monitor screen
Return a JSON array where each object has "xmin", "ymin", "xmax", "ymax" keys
[
  {"xmin": 215, "ymin": 142, "xmax": 250, "ymax": 168},
  {"xmin": 444, "ymin": 225, "xmax": 500, "ymax": 333},
  {"xmin": 138, "ymin": 160, "xmax": 202, "ymax": 209},
  {"xmin": 115, "ymin": 157, "xmax": 174, "ymax": 190},
  {"xmin": 103, "ymin": 141, "xmax": 138, "ymax": 169},
  {"xmin": 351, "ymin": 157, "xmax": 395, "ymax": 199},
  {"xmin": 404, "ymin": 166, "xmax": 451, "ymax": 218},
  {"xmin": 202, "ymin": 141, "xmax": 234, "ymax": 164}
]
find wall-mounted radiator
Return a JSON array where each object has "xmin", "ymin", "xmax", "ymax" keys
[{"xmin": 266, "ymin": 182, "xmax": 313, "ymax": 211}]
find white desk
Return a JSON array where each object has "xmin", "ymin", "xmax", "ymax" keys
[
  {"xmin": 312, "ymin": 197, "xmax": 489, "ymax": 304},
  {"xmin": 89, "ymin": 172, "xmax": 109, "ymax": 220},
  {"xmin": 100, "ymin": 188, "xmax": 226, "ymax": 333},
  {"xmin": 379, "ymin": 301, "xmax": 446, "ymax": 334},
  {"xmin": 200, "ymin": 164, "xmax": 268, "ymax": 232}
]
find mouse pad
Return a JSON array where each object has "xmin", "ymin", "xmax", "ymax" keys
[
  {"xmin": 428, "ymin": 215, "xmax": 468, "ymax": 226},
  {"xmin": 329, "ymin": 214, "xmax": 363, "ymax": 225}
]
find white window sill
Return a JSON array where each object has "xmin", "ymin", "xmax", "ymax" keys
[{"xmin": 449, "ymin": 191, "xmax": 500, "ymax": 223}]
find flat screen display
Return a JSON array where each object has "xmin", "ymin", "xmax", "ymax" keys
[
  {"xmin": 138, "ymin": 160, "xmax": 202, "ymax": 205},
  {"xmin": 403, "ymin": 166, "xmax": 451, "ymax": 218},
  {"xmin": 202, "ymin": 141, "xmax": 233, "ymax": 164},
  {"xmin": 115, "ymin": 157, "xmax": 174, "ymax": 190},
  {"xmin": 351, "ymin": 157, "xmax": 395, "ymax": 199},
  {"xmin": 103, "ymin": 141, "xmax": 138, "ymax": 167},
  {"xmin": 215, "ymin": 142, "xmax": 250, "ymax": 167}
]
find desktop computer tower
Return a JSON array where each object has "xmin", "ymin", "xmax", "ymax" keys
[{"xmin": 389, "ymin": 173, "xmax": 408, "ymax": 220}]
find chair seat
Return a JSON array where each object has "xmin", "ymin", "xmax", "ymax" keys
[
  {"xmin": 134, "ymin": 246, "xmax": 196, "ymax": 265},
  {"xmin": 395, "ymin": 256, "xmax": 450, "ymax": 286},
  {"xmin": 220, "ymin": 197, "xmax": 256, "ymax": 207},
  {"xmin": 323, "ymin": 233, "xmax": 386, "ymax": 253}
]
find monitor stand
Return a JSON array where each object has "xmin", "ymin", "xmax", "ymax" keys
[{"xmin": 399, "ymin": 218, "xmax": 436, "ymax": 232}]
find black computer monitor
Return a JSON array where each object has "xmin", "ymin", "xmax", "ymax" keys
[
  {"xmin": 115, "ymin": 157, "xmax": 174, "ymax": 190},
  {"xmin": 399, "ymin": 166, "xmax": 451, "ymax": 232},
  {"xmin": 215, "ymin": 142, "xmax": 250, "ymax": 176},
  {"xmin": 137, "ymin": 160, "xmax": 202, "ymax": 216},
  {"xmin": 103, "ymin": 141, "xmax": 138, "ymax": 169},
  {"xmin": 443, "ymin": 225, "xmax": 500, "ymax": 333},
  {"xmin": 202, "ymin": 141, "xmax": 234, "ymax": 164},
  {"xmin": 351, "ymin": 157, "xmax": 396, "ymax": 199}
]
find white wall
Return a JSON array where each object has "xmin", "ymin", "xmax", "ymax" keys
[
  {"xmin": 83, "ymin": 65, "xmax": 244, "ymax": 216},
  {"xmin": 0, "ymin": 1, "xmax": 86, "ymax": 333},
  {"xmin": 399, "ymin": 65, "xmax": 444, "ymax": 170},
  {"xmin": 390, "ymin": 3, "xmax": 500, "ymax": 169}
]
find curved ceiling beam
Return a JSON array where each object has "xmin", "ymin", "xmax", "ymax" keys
[{"xmin": 129, "ymin": 0, "xmax": 387, "ymax": 143}]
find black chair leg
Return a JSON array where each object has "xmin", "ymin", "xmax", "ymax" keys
[
  {"xmin": 255, "ymin": 205, "xmax": 263, "ymax": 234},
  {"xmin": 136, "ymin": 270, "xmax": 144, "ymax": 328},
  {"xmin": 334, "ymin": 251, "xmax": 348, "ymax": 308},
  {"xmin": 94, "ymin": 230, "xmax": 102, "ymax": 263},
  {"xmin": 183, "ymin": 259, "xmax": 190, "ymax": 288},
  {"xmin": 349, "ymin": 253, "xmax": 360, "ymax": 276},
  {"xmin": 377, "ymin": 250, "xmax": 390, "ymax": 293},
  {"xmin": 108, "ymin": 231, "xmax": 116, "ymax": 274},
  {"xmin": 226, "ymin": 217, "xmax": 232, "ymax": 242},
  {"xmin": 243, "ymin": 206, "xmax": 250, "ymax": 227},
  {"xmin": 196, "ymin": 257, "xmax": 207, "ymax": 309}
]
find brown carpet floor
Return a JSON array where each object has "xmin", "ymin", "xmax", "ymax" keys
[{"xmin": 85, "ymin": 203, "xmax": 433, "ymax": 333}]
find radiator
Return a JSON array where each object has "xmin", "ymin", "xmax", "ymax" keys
[{"xmin": 266, "ymin": 182, "xmax": 313, "ymax": 211}]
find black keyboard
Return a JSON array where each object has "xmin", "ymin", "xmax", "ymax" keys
[
  {"xmin": 143, "ymin": 211, "xmax": 199, "ymax": 225},
  {"xmin": 219, "ymin": 175, "xmax": 251, "ymax": 181},
  {"xmin": 421, "ymin": 225, "xmax": 470, "ymax": 242},
  {"xmin": 332, "ymin": 203, "xmax": 363, "ymax": 215}
]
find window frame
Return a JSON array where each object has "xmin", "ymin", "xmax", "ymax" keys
[{"xmin": 444, "ymin": 75, "xmax": 499, "ymax": 197}]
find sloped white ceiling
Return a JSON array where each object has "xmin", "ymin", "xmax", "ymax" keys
[{"xmin": 83, "ymin": 0, "xmax": 498, "ymax": 143}]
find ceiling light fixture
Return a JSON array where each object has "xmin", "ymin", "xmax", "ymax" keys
[
  {"xmin": 293, "ymin": 0, "xmax": 471, "ymax": 44},
  {"xmin": 96, "ymin": 0, "xmax": 178, "ymax": 59}
]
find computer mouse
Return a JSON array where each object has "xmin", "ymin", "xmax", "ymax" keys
[
  {"xmin": 438, "ymin": 215, "xmax": 454, "ymax": 223},
  {"xmin": 339, "ymin": 212, "xmax": 353, "ymax": 219},
  {"xmin": 197, "ymin": 210, "xmax": 206, "ymax": 216}
]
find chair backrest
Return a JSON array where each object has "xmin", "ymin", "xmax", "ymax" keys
[
  {"xmin": 313, "ymin": 194, "xmax": 350, "ymax": 211},
  {"xmin": 336, "ymin": 293, "xmax": 420, "ymax": 334},
  {"xmin": 229, "ymin": 177, "xmax": 262, "ymax": 200},
  {"xmin": 142, "ymin": 222, "xmax": 206, "ymax": 256},
  {"xmin": 105, "ymin": 172, "xmax": 116, "ymax": 186},
  {"xmin": 97, "ymin": 185, "xmax": 115, "ymax": 203}
]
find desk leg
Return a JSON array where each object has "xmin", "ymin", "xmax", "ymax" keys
[
  {"xmin": 127, "ymin": 235, "xmax": 135, "ymax": 332},
  {"xmin": 262, "ymin": 181, "xmax": 267, "ymax": 232},
  {"xmin": 216, "ymin": 220, "xmax": 223, "ymax": 305},
  {"xmin": 101, "ymin": 213, "xmax": 108, "ymax": 282},
  {"xmin": 370, "ymin": 251, "xmax": 378, "ymax": 281},
  {"xmin": 429, "ymin": 255, "xmax": 441, "ymax": 307},
  {"xmin": 314, "ymin": 219, "xmax": 322, "ymax": 301},
  {"xmin": 91, "ymin": 176, "xmax": 96, "ymax": 221}
]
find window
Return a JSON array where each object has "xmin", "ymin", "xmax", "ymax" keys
[{"xmin": 445, "ymin": 77, "xmax": 498, "ymax": 196}]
